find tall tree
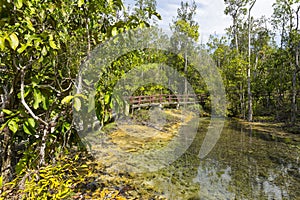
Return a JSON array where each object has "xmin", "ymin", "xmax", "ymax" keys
[
  {"xmin": 170, "ymin": 0, "xmax": 199, "ymax": 96},
  {"xmin": 224, "ymin": 0, "xmax": 248, "ymax": 52},
  {"xmin": 224, "ymin": 0, "xmax": 248, "ymax": 119},
  {"xmin": 247, "ymin": 0, "xmax": 256, "ymax": 121},
  {"xmin": 272, "ymin": 0, "xmax": 300, "ymax": 123}
]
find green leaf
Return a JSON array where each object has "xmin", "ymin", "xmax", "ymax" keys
[
  {"xmin": 23, "ymin": 118, "xmax": 35, "ymax": 135},
  {"xmin": 49, "ymin": 40, "xmax": 58, "ymax": 49},
  {"xmin": 17, "ymin": 43, "xmax": 29, "ymax": 54},
  {"xmin": 41, "ymin": 46, "xmax": 47, "ymax": 56},
  {"xmin": 74, "ymin": 93, "xmax": 88, "ymax": 100},
  {"xmin": 8, "ymin": 119, "xmax": 18, "ymax": 133},
  {"xmin": 33, "ymin": 88, "xmax": 43, "ymax": 109},
  {"xmin": 15, "ymin": 0, "xmax": 23, "ymax": 9},
  {"xmin": 61, "ymin": 95, "xmax": 74, "ymax": 104},
  {"xmin": 28, "ymin": 118, "xmax": 35, "ymax": 128},
  {"xmin": 0, "ymin": 121, "xmax": 9, "ymax": 132},
  {"xmin": 0, "ymin": 37, "xmax": 5, "ymax": 51},
  {"xmin": 73, "ymin": 97, "xmax": 81, "ymax": 111},
  {"xmin": 111, "ymin": 27, "xmax": 118, "ymax": 36},
  {"xmin": 104, "ymin": 94, "xmax": 110, "ymax": 104},
  {"xmin": 25, "ymin": 17, "xmax": 35, "ymax": 31},
  {"xmin": 2, "ymin": 109, "xmax": 13, "ymax": 115},
  {"xmin": 23, "ymin": 123, "xmax": 32, "ymax": 135},
  {"xmin": 42, "ymin": 94, "xmax": 49, "ymax": 110},
  {"xmin": 9, "ymin": 33, "xmax": 19, "ymax": 50},
  {"xmin": 78, "ymin": 0, "xmax": 84, "ymax": 7}
]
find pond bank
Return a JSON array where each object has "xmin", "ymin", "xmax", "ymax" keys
[{"xmin": 235, "ymin": 118, "xmax": 300, "ymax": 145}]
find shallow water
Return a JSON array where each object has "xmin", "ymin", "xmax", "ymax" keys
[{"xmin": 92, "ymin": 116, "xmax": 300, "ymax": 199}]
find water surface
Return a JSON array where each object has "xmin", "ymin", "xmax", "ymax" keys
[{"xmin": 93, "ymin": 116, "xmax": 300, "ymax": 199}]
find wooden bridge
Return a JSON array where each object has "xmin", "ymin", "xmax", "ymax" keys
[{"xmin": 126, "ymin": 94, "xmax": 207, "ymax": 109}]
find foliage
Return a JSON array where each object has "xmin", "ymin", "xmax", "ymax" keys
[
  {"xmin": 0, "ymin": 152, "xmax": 165, "ymax": 199},
  {"xmin": 0, "ymin": 0, "xmax": 160, "ymax": 184}
]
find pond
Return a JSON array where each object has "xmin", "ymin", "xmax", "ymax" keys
[{"xmin": 91, "ymin": 112, "xmax": 300, "ymax": 199}]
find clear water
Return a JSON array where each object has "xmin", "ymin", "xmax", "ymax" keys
[
  {"xmin": 93, "ymin": 117, "xmax": 300, "ymax": 199},
  {"xmin": 136, "ymin": 118, "xmax": 300, "ymax": 200}
]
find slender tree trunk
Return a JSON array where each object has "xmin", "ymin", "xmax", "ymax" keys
[
  {"xmin": 233, "ymin": 16, "xmax": 239, "ymax": 52},
  {"xmin": 184, "ymin": 51, "xmax": 188, "ymax": 95},
  {"xmin": 239, "ymin": 83, "xmax": 245, "ymax": 119},
  {"xmin": 291, "ymin": 6, "xmax": 300, "ymax": 123},
  {"xmin": 291, "ymin": 69, "xmax": 297, "ymax": 123},
  {"xmin": 291, "ymin": 45, "xmax": 299, "ymax": 123},
  {"xmin": 247, "ymin": 0, "xmax": 256, "ymax": 122}
]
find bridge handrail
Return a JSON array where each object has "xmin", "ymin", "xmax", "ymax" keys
[{"xmin": 124, "ymin": 94, "xmax": 207, "ymax": 105}]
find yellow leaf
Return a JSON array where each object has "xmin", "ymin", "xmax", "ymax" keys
[
  {"xmin": 78, "ymin": 0, "xmax": 84, "ymax": 7},
  {"xmin": 111, "ymin": 27, "xmax": 118, "ymax": 36},
  {"xmin": 41, "ymin": 46, "xmax": 47, "ymax": 56},
  {"xmin": 17, "ymin": 43, "xmax": 29, "ymax": 54},
  {"xmin": 49, "ymin": 40, "xmax": 58, "ymax": 49},
  {"xmin": 9, "ymin": 33, "xmax": 19, "ymax": 50},
  {"xmin": 0, "ymin": 37, "xmax": 5, "ymax": 51},
  {"xmin": 61, "ymin": 95, "xmax": 74, "ymax": 104},
  {"xmin": 73, "ymin": 97, "xmax": 81, "ymax": 111},
  {"xmin": 15, "ymin": 0, "xmax": 23, "ymax": 9}
]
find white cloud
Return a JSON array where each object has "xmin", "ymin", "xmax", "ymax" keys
[{"xmin": 124, "ymin": 0, "xmax": 276, "ymax": 43}]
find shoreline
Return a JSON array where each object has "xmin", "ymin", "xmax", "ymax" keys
[{"xmin": 233, "ymin": 118, "xmax": 300, "ymax": 145}]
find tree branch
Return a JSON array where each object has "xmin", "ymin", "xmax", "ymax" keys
[{"xmin": 20, "ymin": 68, "xmax": 48, "ymax": 126}]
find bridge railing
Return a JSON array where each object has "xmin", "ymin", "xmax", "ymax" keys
[{"xmin": 125, "ymin": 94, "xmax": 207, "ymax": 106}]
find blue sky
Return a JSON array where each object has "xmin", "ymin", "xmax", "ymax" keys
[{"xmin": 124, "ymin": 0, "xmax": 276, "ymax": 44}]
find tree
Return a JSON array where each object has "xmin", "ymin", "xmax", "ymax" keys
[
  {"xmin": 133, "ymin": 0, "xmax": 159, "ymax": 24},
  {"xmin": 170, "ymin": 0, "xmax": 199, "ymax": 96},
  {"xmin": 0, "ymin": 0, "xmax": 155, "ymax": 184},
  {"xmin": 272, "ymin": 0, "xmax": 300, "ymax": 123},
  {"xmin": 247, "ymin": 0, "xmax": 256, "ymax": 121}
]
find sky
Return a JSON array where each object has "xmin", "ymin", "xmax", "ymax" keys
[{"xmin": 124, "ymin": 0, "xmax": 276, "ymax": 44}]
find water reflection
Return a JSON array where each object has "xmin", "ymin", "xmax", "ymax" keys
[
  {"xmin": 149, "ymin": 119, "xmax": 299, "ymax": 199},
  {"xmin": 193, "ymin": 161, "xmax": 234, "ymax": 199}
]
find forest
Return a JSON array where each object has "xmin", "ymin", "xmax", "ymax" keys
[{"xmin": 0, "ymin": 0, "xmax": 299, "ymax": 199}]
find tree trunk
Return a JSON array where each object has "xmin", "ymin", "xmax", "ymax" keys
[
  {"xmin": 247, "ymin": 0, "xmax": 256, "ymax": 122},
  {"xmin": 184, "ymin": 51, "xmax": 188, "ymax": 95},
  {"xmin": 291, "ymin": 69, "xmax": 297, "ymax": 123},
  {"xmin": 1, "ymin": 126, "xmax": 13, "ymax": 184}
]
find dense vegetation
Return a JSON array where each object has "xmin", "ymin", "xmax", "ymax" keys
[{"xmin": 0, "ymin": 0, "xmax": 299, "ymax": 198}]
